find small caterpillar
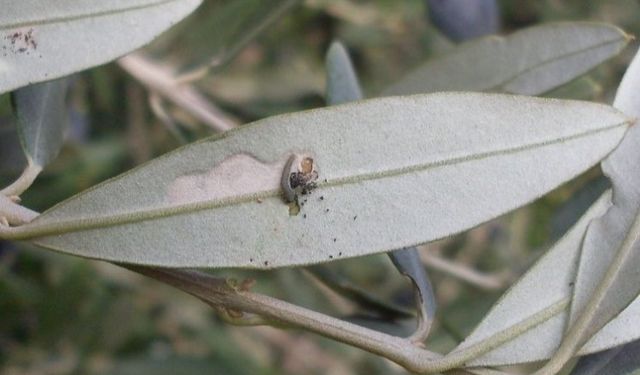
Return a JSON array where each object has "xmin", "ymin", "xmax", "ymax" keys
[{"xmin": 281, "ymin": 154, "xmax": 318, "ymax": 203}]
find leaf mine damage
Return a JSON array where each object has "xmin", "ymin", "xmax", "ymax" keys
[
  {"xmin": 166, "ymin": 153, "xmax": 284, "ymax": 205},
  {"xmin": 166, "ymin": 152, "xmax": 319, "ymax": 214}
]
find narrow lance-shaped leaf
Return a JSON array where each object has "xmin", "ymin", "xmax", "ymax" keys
[
  {"xmin": 326, "ymin": 43, "xmax": 436, "ymax": 334},
  {"xmin": 449, "ymin": 192, "xmax": 612, "ymax": 366},
  {"xmin": 325, "ymin": 41, "xmax": 363, "ymax": 105},
  {"xmin": 389, "ymin": 247, "xmax": 437, "ymax": 338},
  {"xmin": 12, "ymin": 78, "xmax": 69, "ymax": 168},
  {"xmin": 450, "ymin": 46, "xmax": 640, "ymax": 369},
  {"xmin": 1, "ymin": 78, "xmax": 70, "ymax": 197},
  {"xmin": 0, "ymin": 94, "xmax": 630, "ymax": 268},
  {"xmin": 383, "ymin": 22, "xmax": 630, "ymax": 97},
  {"xmin": 0, "ymin": 0, "xmax": 202, "ymax": 95},
  {"xmin": 539, "ymin": 45, "xmax": 640, "ymax": 372}
]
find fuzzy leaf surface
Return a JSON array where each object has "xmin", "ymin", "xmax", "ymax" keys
[{"xmin": 2, "ymin": 93, "xmax": 629, "ymax": 268}]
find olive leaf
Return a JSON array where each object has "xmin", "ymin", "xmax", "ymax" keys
[
  {"xmin": 0, "ymin": 0, "xmax": 202, "ymax": 95},
  {"xmin": 388, "ymin": 247, "xmax": 437, "ymax": 338},
  {"xmin": 0, "ymin": 78, "xmax": 70, "ymax": 197},
  {"xmin": 384, "ymin": 22, "xmax": 630, "ymax": 97},
  {"xmin": 535, "ymin": 45, "xmax": 640, "ymax": 373},
  {"xmin": 567, "ymin": 46, "xmax": 640, "ymax": 339},
  {"xmin": 0, "ymin": 94, "xmax": 630, "ymax": 268},
  {"xmin": 448, "ymin": 193, "xmax": 613, "ymax": 366},
  {"xmin": 12, "ymin": 78, "xmax": 69, "ymax": 168},
  {"xmin": 445, "ymin": 47, "xmax": 640, "ymax": 369},
  {"xmin": 325, "ymin": 41, "xmax": 363, "ymax": 106}
]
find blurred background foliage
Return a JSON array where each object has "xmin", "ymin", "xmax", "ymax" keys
[{"xmin": 1, "ymin": 1, "xmax": 639, "ymax": 374}]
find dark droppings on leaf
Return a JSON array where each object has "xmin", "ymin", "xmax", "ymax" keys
[
  {"xmin": 329, "ymin": 255, "xmax": 333, "ymax": 259},
  {"xmin": 333, "ymin": 238, "xmax": 337, "ymax": 242},
  {"xmin": 288, "ymin": 158, "xmax": 318, "ymax": 195},
  {"xmin": 283, "ymin": 154, "xmax": 319, "ymax": 216},
  {"xmin": 264, "ymin": 261, "xmax": 269, "ymax": 266},
  {"xmin": 338, "ymin": 252, "xmax": 342, "ymax": 256},
  {"xmin": 4, "ymin": 29, "xmax": 38, "ymax": 55},
  {"xmin": 353, "ymin": 215, "xmax": 357, "ymax": 220}
]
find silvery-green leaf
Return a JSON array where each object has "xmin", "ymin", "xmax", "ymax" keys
[
  {"xmin": 0, "ymin": 0, "xmax": 202, "ymax": 95},
  {"xmin": 449, "ymin": 192, "xmax": 612, "ymax": 366},
  {"xmin": 426, "ymin": 0, "xmax": 500, "ymax": 42},
  {"xmin": 571, "ymin": 339, "xmax": 640, "ymax": 375},
  {"xmin": 451, "ymin": 47, "xmax": 640, "ymax": 368},
  {"xmin": 559, "ymin": 46, "xmax": 640, "ymax": 362},
  {"xmin": 389, "ymin": 247, "xmax": 437, "ymax": 336},
  {"xmin": 12, "ymin": 78, "xmax": 69, "ymax": 168},
  {"xmin": 0, "ymin": 93, "xmax": 629, "ymax": 268},
  {"xmin": 325, "ymin": 41, "xmax": 363, "ymax": 105},
  {"xmin": 383, "ymin": 23, "xmax": 630, "ymax": 97}
]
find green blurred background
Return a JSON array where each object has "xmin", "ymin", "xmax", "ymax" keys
[{"xmin": 1, "ymin": 1, "xmax": 639, "ymax": 374}]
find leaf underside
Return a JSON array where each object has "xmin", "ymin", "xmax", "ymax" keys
[{"xmin": 4, "ymin": 93, "xmax": 628, "ymax": 269}]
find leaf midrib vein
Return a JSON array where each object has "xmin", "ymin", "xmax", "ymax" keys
[{"xmin": 495, "ymin": 36, "xmax": 626, "ymax": 92}]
